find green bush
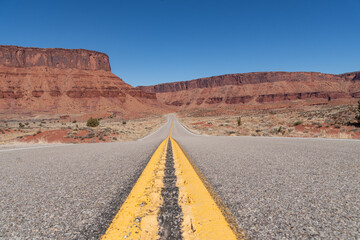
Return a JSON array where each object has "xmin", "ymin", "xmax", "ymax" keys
[
  {"xmin": 86, "ymin": 117, "xmax": 100, "ymax": 127},
  {"xmin": 294, "ymin": 120, "xmax": 303, "ymax": 126},
  {"xmin": 237, "ymin": 117, "xmax": 242, "ymax": 126}
]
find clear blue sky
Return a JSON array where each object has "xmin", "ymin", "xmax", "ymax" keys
[{"xmin": 0, "ymin": 0, "xmax": 359, "ymax": 86}]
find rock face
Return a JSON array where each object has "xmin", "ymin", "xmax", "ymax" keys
[
  {"xmin": 0, "ymin": 45, "xmax": 160, "ymax": 117},
  {"xmin": 0, "ymin": 45, "xmax": 111, "ymax": 71},
  {"xmin": 138, "ymin": 71, "xmax": 360, "ymax": 108}
]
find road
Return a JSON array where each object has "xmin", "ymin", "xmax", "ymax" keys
[
  {"xmin": 0, "ymin": 118, "xmax": 172, "ymax": 239},
  {"xmin": 1, "ymin": 115, "xmax": 359, "ymax": 239}
]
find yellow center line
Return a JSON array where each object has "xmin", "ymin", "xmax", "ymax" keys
[
  {"xmin": 101, "ymin": 138, "xmax": 168, "ymax": 239},
  {"xmin": 101, "ymin": 119, "xmax": 246, "ymax": 239}
]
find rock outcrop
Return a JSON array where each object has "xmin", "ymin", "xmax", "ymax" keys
[
  {"xmin": 138, "ymin": 71, "xmax": 360, "ymax": 109},
  {"xmin": 0, "ymin": 45, "xmax": 111, "ymax": 71},
  {"xmin": 0, "ymin": 45, "xmax": 160, "ymax": 117}
]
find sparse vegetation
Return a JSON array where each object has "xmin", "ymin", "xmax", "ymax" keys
[
  {"xmin": 86, "ymin": 117, "xmax": 100, "ymax": 127},
  {"xmin": 356, "ymin": 100, "xmax": 360, "ymax": 124},
  {"xmin": 237, "ymin": 117, "xmax": 242, "ymax": 126},
  {"xmin": 122, "ymin": 121, "xmax": 127, "ymax": 125},
  {"xmin": 19, "ymin": 123, "xmax": 25, "ymax": 128},
  {"xmin": 72, "ymin": 120, "xmax": 77, "ymax": 123},
  {"xmin": 271, "ymin": 126, "xmax": 285, "ymax": 135},
  {"xmin": 294, "ymin": 120, "xmax": 303, "ymax": 126}
]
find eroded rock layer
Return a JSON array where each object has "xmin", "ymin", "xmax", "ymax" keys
[
  {"xmin": 138, "ymin": 71, "xmax": 360, "ymax": 108},
  {"xmin": 0, "ymin": 45, "xmax": 159, "ymax": 117},
  {"xmin": 0, "ymin": 45, "xmax": 111, "ymax": 71}
]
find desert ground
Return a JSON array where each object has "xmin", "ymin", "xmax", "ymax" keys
[
  {"xmin": 1, "ymin": 103, "xmax": 360, "ymax": 145},
  {"xmin": 178, "ymin": 104, "xmax": 360, "ymax": 139},
  {"xmin": 0, "ymin": 114, "xmax": 167, "ymax": 145}
]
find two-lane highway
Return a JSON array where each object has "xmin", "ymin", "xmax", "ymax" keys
[{"xmin": 1, "ymin": 115, "xmax": 359, "ymax": 239}]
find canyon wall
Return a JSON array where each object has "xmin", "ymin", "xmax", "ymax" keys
[{"xmin": 138, "ymin": 71, "xmax": 360, "ymax": 109}]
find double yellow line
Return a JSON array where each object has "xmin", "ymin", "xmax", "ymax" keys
[{"xmin": 101, "ymin": 121, "xmax": 246, "ymax": 239}]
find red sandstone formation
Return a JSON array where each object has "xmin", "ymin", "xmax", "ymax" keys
[
  {"xmin": 0, "ymin": 45, "xmax": 111, "ymax": 71},
  {"xmin": 0, "ymin": 45, "xmax": 161, "ymax": 118},
  {"xmin": 137, "ymin": 71, "xmax": 360, "ymax": 109}
]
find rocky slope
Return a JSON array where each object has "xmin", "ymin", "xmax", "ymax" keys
[
  {"xmin": 0, "ymin": 45, "xmax": 160, "ymax": 118},
  {"xmin": 137, "ymin": 71, "xmax": 360, "ymax": 109}
]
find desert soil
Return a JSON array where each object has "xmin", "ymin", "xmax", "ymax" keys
[
  {"xmin": 178, "ymin": 104, "xmax": 360, "ymax": 139},
  {"xmin": 0, "ymin": 114, "xmax": 167, "ymax": 145}
]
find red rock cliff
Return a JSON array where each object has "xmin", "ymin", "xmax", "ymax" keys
[
  {"xmin": 0, "ymin": 45, "xmax": 111, "ymax": 71},
  {"xmin": 0, "ymin": 46, "xmax": 161, "ymax": 117},
  {"xmin": 137, "ymin": 71, "xmax": 360, "ymax": 109},
  {"xmin": 138, "ymin": 71, "xmax": 360, "ymax": 93}
]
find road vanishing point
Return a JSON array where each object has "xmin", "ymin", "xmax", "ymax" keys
[{"xmin": 1, "ymin": 115, "xmax": 359, "ymax": 239}]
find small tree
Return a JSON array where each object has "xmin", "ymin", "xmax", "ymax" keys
[
  {"xmin": 237, "ymin": 117, "xmax": 242, "ymax": 126},
  {"xmin": 356, "ymin": 100, "xmax": 360, "ymax": 124},
  {"xmin": 87, "ymin": 117, "xmax": 99, "ymax": 127}
]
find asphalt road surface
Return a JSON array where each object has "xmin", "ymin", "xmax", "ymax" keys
[
  {"xmin": 1, "ymin": 115, "xmax": 359, "ymax": 239},
  {"xmin": 0, "ymin": 118, "xmax": 171, "ymax": 239},
  {"xmin": 172, "ymin": 117, "xmax": 360, "ymax": 239}
]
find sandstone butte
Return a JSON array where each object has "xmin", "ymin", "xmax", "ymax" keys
[
  {"xmin": 137, "ymin": 71, "xmax": 360, "ymax": 110},
  {"xmin": 0, "ymin": 45, "xmax": 163, "ymax": 119}
]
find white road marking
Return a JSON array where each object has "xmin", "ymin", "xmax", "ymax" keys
[
  {"xmin": 137, "ymin": 115, "xmax": 171, "ymax": 141},
  {"xmin": 0, "ymin": 145, "xmax": 63, "ymax": 153},
  {"xmin": 174, "ymin": 117, "xmax": 203, "ymax": 137}
]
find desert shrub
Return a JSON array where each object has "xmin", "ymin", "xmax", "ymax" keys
[
  {"xmin": 87, "ymin": 117, "xmax": 99, "ymax": 127},
  {"xmin": 294, "ymin": 121, "xmax": 303, "ymax": 126},
  {"xmin": 19, "ymin": 123, "xmax": 25, "ymax": 128},
  {"xmin": 122, "ymin": 121, "xmax": 127, "ymax": 125},
  {"xmin": 25, "ymin": 122, "xmax": 29, "ymax": 126},
  {"xmin": 271, "ymin": 126, "xmax": 285, "ymax": 135},
  {"xmin": 84, "ymin": 132, "xmax": 95, "ymax": 138},
  {"xmin": 72, "ymin": 120, "xmax": 77, "ymax": 123},
  {"xmin": 356, "ymin": 100, "xmax": 360, "ymax": 124},
  {"xmin": 237, "ymin": 117, "xmax": 242, "ymax": 126}
]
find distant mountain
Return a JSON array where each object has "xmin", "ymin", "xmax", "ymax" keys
[{"xmin": 137, "ymin": 71, "xmax": 360, "ymax": 109}]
